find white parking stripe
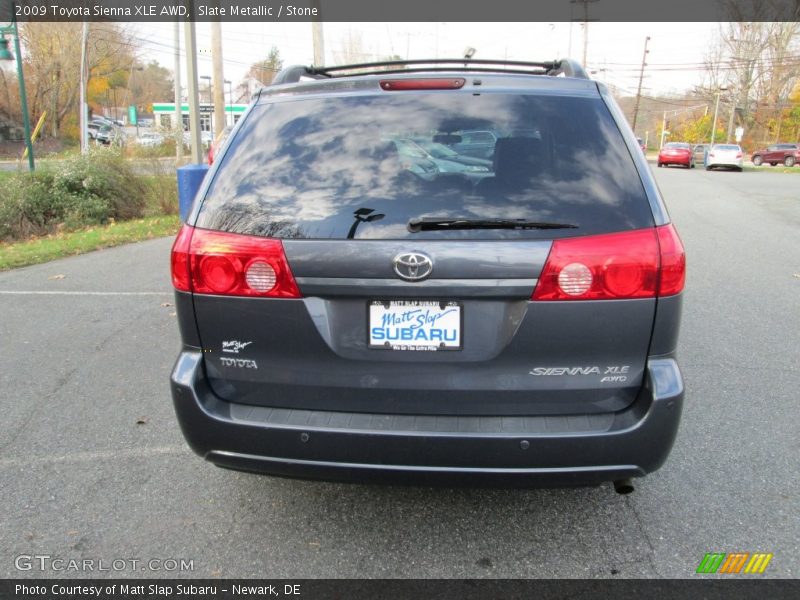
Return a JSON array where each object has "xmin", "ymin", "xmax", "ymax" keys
[
  {"xmin": 0, "ymin": 291, "xmax": 171, "ymax": 296},
  {"xmin": 0, "ymin": 446, "xmax": 187, "ymax": 467}
]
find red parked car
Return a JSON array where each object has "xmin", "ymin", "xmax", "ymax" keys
[
  {"xmin": 750, "ymin": 143, "xmax": 799, "ymax": 167},
  {"xmin": 657, "ymin": 142, "xmax": 694, "ymax": 169}
]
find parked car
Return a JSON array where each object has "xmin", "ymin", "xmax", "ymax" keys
[
  {"xmin": 94, "ymin": 124, "xmax": 125, "ymax": 146},
  {"xmin": 657, "ymin": 142, "xmax": 694, "ymax": 168},
  {"xmin": 170, "ymin": 58, "xmax": 686, "ymax": 493},
  {"xmin": 87, "ymin": 123, "xmax": 101, "ymax": 140},
  {"xmin": 135, "ymin": 132, "xmax": 165, "ymax": 147},
  {"xmin": 750, "ymin": 143, "xmax": 799, "ymax": 167},
  {"xmin": 206, "ymin": 126, "xmax": 233, "ymax": 165},
  {"xmin": 91, "ymin": 116, "xmax": 114, "ymax": 127},
  {"xmin": 706, "ymin": 144, "xmax": 744, "ymax": 171},
  {"xmin": 692, "ymin": 144, "xmax": 709, "ymax": 166}
]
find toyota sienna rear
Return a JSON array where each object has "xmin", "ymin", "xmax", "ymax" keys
[{"xmin": 170, "ymin": 59, "xmax": 685, "ymax": 492}]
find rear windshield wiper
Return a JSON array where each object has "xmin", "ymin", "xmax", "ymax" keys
[{"xmin": 407, "ymin": 217, "xmax": 578, "ymax": 233}]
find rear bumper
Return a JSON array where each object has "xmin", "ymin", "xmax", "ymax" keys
[
  {"xmin": 170, "ymin": 351, "xmax": 683, "ymax": 487},
  {"xmin": 658, "ymin": 155, "xmax": 691, "ymax": 165}
]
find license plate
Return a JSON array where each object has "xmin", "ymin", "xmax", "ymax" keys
[{"xmin": 368, "ymin": 300, "xmax": 462, "ymax": 351}]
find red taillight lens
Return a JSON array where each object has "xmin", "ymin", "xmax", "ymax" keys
[
  {"xmin": 171, "ymin": 226, "xmax": 301, "ymax": 298},
  {"xmin": 171, "ymin": 224, "xmax": 193, "ymax": 292},
  {"xmin": 533, "ymin": 225, "xmax": 685, "ymax": 301},
  {"xmin": 656, "ymin": 223, "xmax": 686, "ymax": 296},
  {"xmin": 736, "ymin": 152, "xmax": 743, "ymax": 158}
]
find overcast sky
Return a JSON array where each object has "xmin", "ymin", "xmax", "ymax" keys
[{"xmin": 135, "ymin": 21, "xmax": 720, "ymax": 97}]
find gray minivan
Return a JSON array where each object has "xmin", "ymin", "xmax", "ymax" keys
[{"xmin": 170, "ymin": 59, "xmax": 686, "ymax": 493}]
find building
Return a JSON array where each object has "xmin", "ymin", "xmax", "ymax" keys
[{"xmin": 151, "ymin": 103, "xmax": 248, "ymax": 132}]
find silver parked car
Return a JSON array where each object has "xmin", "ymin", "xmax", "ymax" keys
[{"xmin": 706, "ymin": 144, "xmax": 744, "ymax": 171}]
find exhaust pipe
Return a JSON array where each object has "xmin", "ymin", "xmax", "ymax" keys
[{"xmin": 613, "ymin": 478, "xmax": 634, "ymax": 495}]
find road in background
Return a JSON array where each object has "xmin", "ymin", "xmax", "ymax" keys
[{"xmin": 0, "ymin": 168, "xmax": 797, "ymax": 578}]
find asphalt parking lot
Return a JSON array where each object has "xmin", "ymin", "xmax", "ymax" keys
[{"xmin": 1, "ymin": 166, "xmax": 798, "ymax": 579}]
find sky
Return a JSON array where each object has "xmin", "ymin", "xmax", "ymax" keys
[{"xmin": 134, "ymin": 21, "xmax": 720, "ymax": 98}]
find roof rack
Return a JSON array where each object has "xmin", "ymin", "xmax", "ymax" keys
[{"xmin": 271, "ymin": 58, "xmax": 588, "ymax": 85}]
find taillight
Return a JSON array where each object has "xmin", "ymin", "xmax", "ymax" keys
[
  {"xmin": 171, "ymin": 224, "xmax": 193, "ymax": 292},
  {"xmin": 533, "ymin": 225, "xmax": 685, "ymax": 301},
  {"xmin": 656, "ymin": 223, "xmax": 686, "ymax": 296},
  {"xmin": 736, "ymin": 152, "xmax": 743, "ymax": 159},
  {"xmin": 170, "ymin": 226, "xmax": 301, "ymax": 298}
]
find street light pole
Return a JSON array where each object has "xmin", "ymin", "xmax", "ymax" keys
[
  {"xmin": 79, "ymin": 21, "xmax": 88, "ymax": 154},
  {"xmin": 1, "ymin": 4, "xmax": 34, "ymax": 170},
  {"xmin": 224, "ymin": 79, "xmax": 232, "ymax": 126}
]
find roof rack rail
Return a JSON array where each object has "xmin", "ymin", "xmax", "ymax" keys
[
  {"xmin": 271, "ymin": 65, "xmax": 324, "ymax": 85},
  {"xmin": 270, "ymin": 58, "xmax": 589, "ymax": 85}
]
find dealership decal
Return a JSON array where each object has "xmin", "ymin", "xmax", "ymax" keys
[{"xmin": 222, "ymin": 340, "xmax": 253, "ymax": 354}]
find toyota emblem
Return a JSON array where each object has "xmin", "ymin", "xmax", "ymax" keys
[{"xmin": 392, "ymin": 252, "xmax": 433, "ymax": 281}]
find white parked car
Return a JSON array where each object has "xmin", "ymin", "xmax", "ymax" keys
[
  {"xmin": 136, "ymin": 132, "xmax": 165, "ymax": 147},
  {"xmin": 706, "ymin": 144, "xmax": 744, "ymax": 171}
]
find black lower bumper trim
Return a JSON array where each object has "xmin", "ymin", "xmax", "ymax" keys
[{"xmin": 170, "ymin": 351, "xmax": 683, "ymax": 487}]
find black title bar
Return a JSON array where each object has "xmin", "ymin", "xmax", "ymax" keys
[
  {"xmin": 1, "ymin": 0, "xmax": 799, "ymax": 23},
  {"xmin": 2, "ymin": 579, "xmax": 800, "ymax": 600}
]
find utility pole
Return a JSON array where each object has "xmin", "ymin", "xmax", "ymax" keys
[
  {"xmin": 710, "ymin": 86, "xmax": 727, "ymax": 146},
  {"xmin": 571, "ymin": 0, "xmax": 598, "ymax": 66},
  {"xmin": 183, "ymin": 20, "xmax": 202, "ymax": 163},
  {"xmin": 174, "ymin": 21, "xmax": 183, "ymax": 162},
  {"xmin": 312, "ymin": 22, "xmax": 325, "ymax": 65},
  {"xmin": 660, "ymin": 111, "xmax": 667, "ymax": 149},
  {"xmin": 631, "ymin": 36, "xmax": 650, "ymax": 133},
  {"xmin": 311, "ymin": 0, "xmax": 324, "ymax": 65},
  {"xmin": 726, "ymin": 90, "xmax": 738, "ymax": 143},
  {"xmin": 210, "ymin": 20, "xmax": 225, "ymax": 138}
]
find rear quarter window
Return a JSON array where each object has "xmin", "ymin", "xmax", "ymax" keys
[{"xmin": 196, "ymin": 91, "xmax": 654, "ymax": 240}]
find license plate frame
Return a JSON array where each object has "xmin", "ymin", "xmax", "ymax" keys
[{"xmin": 367, "ymin": 300, "xmax": 463, "ymax": 351}]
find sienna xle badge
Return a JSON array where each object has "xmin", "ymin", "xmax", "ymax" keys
[{"xmin": 170, "ymin": 59, "xmax": 686, "ymax": 493}]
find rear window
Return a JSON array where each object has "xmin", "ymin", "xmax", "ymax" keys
[{"xmin": 197, "ymin": 93, "xmax": 653, "ymax": 240}]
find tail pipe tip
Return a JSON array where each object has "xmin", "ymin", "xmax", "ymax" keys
[{"xmin": 613, "ymin": 478, "xmax": 635, "ymax": 495}]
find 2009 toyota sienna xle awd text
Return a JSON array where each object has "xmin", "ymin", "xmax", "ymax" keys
[{"xmin": 170, "ymin": 59, "xmax": 686, "ymax": 494}]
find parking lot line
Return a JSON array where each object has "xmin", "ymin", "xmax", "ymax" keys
[{"xmin": 0, "ymin": 446, "xmax": 186, "ymax": 467}]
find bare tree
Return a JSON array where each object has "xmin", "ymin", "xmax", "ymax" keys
[
  {"xmin": 333, "ymin": 30, "xmax": 371, "ymax": 65},
  {"xmin": 701, "ymin": 20, "xmax": 799, "ymax": 145}
]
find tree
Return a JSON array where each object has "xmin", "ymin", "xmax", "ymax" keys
[
  {"xmin": 247, "ymin": 47, "xmax": 283, "ymax": 87},
  {"xmin": 333, "ymin": 30, "xmax": 370, "ymax": 65},
  {"xmin": 5, "ymin": 22, "xmax": 136, "ymax": 140},
  {"xmin": 701, "ymin": 21, "xmax": 799, "ymax": 146},
  {"xmin": 127, "ymin": 61, "xmax": 173, "ymax": 113}
]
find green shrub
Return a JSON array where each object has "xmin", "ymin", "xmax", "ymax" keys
[
  {"xmin": 52, "ymin": 149, "xmax": 147, "ymax": 220},
  {"xmin": 0, "ymin": 149, "xmax": 154, "ymax": 241}
]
